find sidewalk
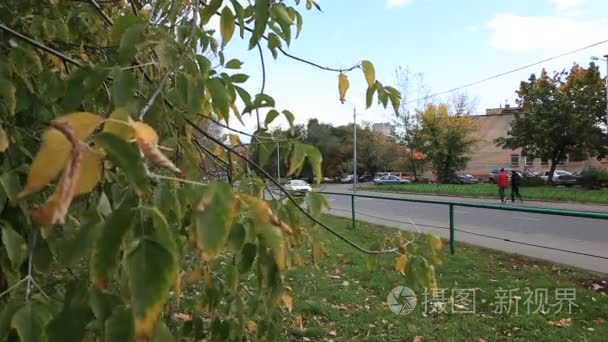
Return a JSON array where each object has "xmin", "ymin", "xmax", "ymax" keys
[{"xmin": 318, "ymin": 183, "xmax": 608, "ymax": 213}]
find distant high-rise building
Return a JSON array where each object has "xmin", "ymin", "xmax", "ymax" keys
[{"xmin": 372, "ymin": 122, "xmax": 394, "ymax": 136}]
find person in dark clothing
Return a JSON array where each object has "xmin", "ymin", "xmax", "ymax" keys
[{"xmin": 511, "ymin": 171, "xmax": 523, "ymax": 203}]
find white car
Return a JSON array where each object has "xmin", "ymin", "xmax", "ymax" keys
[{"xmin": 284, "ymin": 179, "xmax": 312, "ymax": 195}]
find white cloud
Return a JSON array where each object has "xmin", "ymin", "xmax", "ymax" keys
[
  {"xmin": 386, "ymin": 0, "xmax": 413, "ymax": 8},
  {"xmin": 552, "ymin": 0, "xmax": 586, "ymax": 10},
  {"xmin": 487, "ymin": 14, "xmax": 607, "ymax": 51}
]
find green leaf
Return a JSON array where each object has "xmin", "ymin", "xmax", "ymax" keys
[
  {"xmin": 118, "ymin": 24, "xmax": 145, "ymax": 65},
  {"xmin": 264, "ymin": 109, "xmax": 280, "ymax": 127},
  {"xmin": 267, "ymin": 32, "xmax": 282, "ymax": 59},
  {"xmin": 193, "ymin": 183, "xmax": 234, "ymax": 260},
  {"xmin": 201, "ymin": 0, "xmax": 223, "ymax": 25},
  {"xmin": 281, "ymin": 110, "xmax": 295, "ymax": 131},
  {"xmin": 96, "ymin": 132, "xmax": 150, "ymax": 196},
  {"xmin": 89, "ymin": 207, "xmax": 136, "ymax": 288},
  {"xmin": 1, "ymin": 224, "xmax": 27, "ymax": 270},
  {"xmin": 234, "ymin": 85, "xmax": 252, "ymax": 106},
  {"xmin": 111, "ymin": 15, "xmax": 143, "ymax": 43},
  {"xmin": 32, "ymin": 237, "xmax": 53, "ymax": 273},
  {"xmin": 361, "ymin": 60, "xmax": 376, "ymax": 88},
  {"xmin": 227, "ymin": 223, "xmax": 246, "ymax": 252},
  {"xmin": 150, "ymin": 320, "xmax": 175, "ymax": 342},
  {"xmin": 111, "ymin": 67, "xmax": 137, "ymax": 107},
  {"xmin": 125, "ymin": 236, "xmax": 177, "ymax": 338},
  {"xmin": 0, "ymin": 171, "xmax": 20, "ymax": 205},
  {"xmin": 366, "ymin": 82, "xmax": 377, "ymax": 109},
  {"xmin": 0, "ymin": 301, "xmax": 20, "ymax": 341},
  {"xmin": 304, "ymin": 145, "xmax": 323, "ymax": 181},
  {"xmin": 288, "ymin": 143, "xmax": 306, "ymax": 175},
  {"xmin": 305, "ymin": 192, "xmax": 329, "ymax": 219},
  {"xmin": 384, "ymin": 86, "xmax": 401, "ymax": 114},
  {"xmin": 239, "ymin": 243, "xmax": 257, "ymax": 273},
  {"xmin": 294, "ymin": 10, "xmax": 303, "ymax": 38},
  {"xmin": 257, "ymin": 140, "xmax": 273, "ymax": 168},
  {"xmin": 208, "ymin": 78, "xmax": 230, "ymax": 121},
  {"xmin": 231, "ymin": 0, "xmax": 246, "ymax": 38},
  {"xmin": 10, "ymin": 303, "xmax": 52, "ymax": 342},
  {"xmin": 250, "ymin": 0, "xmax": 270, "ymax": 49},
  {"xmin": 220, "ymin": 7, "xmax": 235, "ymax": 49},
  {"xmin": 225, "ymin": 58, "xmax": 243, "ymax": 69},
  {"xmin": 0, "ymin": 78, "xmax": 16, "ymax": 116},
  {"xmin": 230, "ymin": 74, "xmax": 249, "ymax": 84},
  {"xmin": 97, "ymin": 191, "xmax": 112, "ymax": 217},
  {"xmin": 104, "ymin": 306, "xmax": 134, "ymax": 342},
  {"xmin": 45, "ymin": 281, "xmax": 92, "ymax": 342}
]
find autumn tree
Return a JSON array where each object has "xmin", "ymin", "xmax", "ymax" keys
[
  {"xmin": 495, "ymin": 64, "xmax": 608, "ymax": 182},
  {"xmin": 417, "ymin": 103, "xmax": 478, "ymax": 183},
  {"xmin": 0, "ymin": 1, "xmax": 447, "ymax": 340}
]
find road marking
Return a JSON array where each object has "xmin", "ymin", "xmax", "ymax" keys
[
  {"xmin": 454, "ymin": 210, "xmax": 469, "ymax": 214},
  {"xmin": 512, "ymin": 216, "xmax": 540, "ymax": 221}
]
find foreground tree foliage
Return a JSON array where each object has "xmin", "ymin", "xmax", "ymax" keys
[
  {"xmin": 0, "ymin": 0, "xmax": 443, "ymax": 340},
  {"xmin": 495, "ymin": 64, "xmax": 608, "ymax": 182}
]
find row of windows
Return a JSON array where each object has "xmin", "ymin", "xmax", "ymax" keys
[{"xmin": 510, "ymin": 154, "xmax": 565, "ymax": 167}]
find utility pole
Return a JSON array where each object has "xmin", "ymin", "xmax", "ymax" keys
[
  {"xmin": 353, "ymin": 106, "xmax": 357, "ymax": 193},
  {"xmin": 276, "ymin": 141, "xmax": 280, "ymax": 181},
  {"xmin": 591, "ymin": 54, "xmax": 608, "ymax": 132}
]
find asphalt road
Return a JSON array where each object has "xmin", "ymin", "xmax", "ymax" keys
[{"xmin": 317, "ymin": 183, "xmax": 608, "ymax": 274}]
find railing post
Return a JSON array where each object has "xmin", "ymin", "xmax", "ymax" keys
[
  {"xmin": 449, "ymin": 204, "xmax": 455, "ymax": 255},
  {"xmin": 351, "ymin": 194, "xmax": 356, "ymax": 230}
]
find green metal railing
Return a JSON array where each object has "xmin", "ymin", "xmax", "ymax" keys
[{"xmin": 319, "ymin": 191, "xmax": 608, "ymax": 256}]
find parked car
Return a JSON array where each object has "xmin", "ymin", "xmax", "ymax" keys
[
  {"xmin": 539, "ymin": 170, "xmax": 577, "ymax": 186},
  {"xmin": 373, "ymin": 175, "xmax": 411, "ymax": 185},
  {"xmin": 456, "ymin": 173, "xmax": 478, "ymax": 184},
  {"xmin": 341, "ymin": 174, "xmax": 354, "ymax": 183},
  {"xmin": 284, "ymin": 179, "xmax": 312, "ymax": 195},
  {"xmin": 359, "ymin": 172, "xmax": 373, "ymax": 182}
]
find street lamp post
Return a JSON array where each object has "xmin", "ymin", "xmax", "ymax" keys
[
  {"xmin": 591, "ymin": 54, "xmax": 608, "ymax": 131},
  {"xmin": 353, "ymin": 106, "xmax": 357, "ymax": 193}
]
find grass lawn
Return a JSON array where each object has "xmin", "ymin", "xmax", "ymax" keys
[
  {"xmin": 359, "ymin": 183, "xmax": 608, "ymax": 205},
  {"xmin": 284, "ymin": 215, "xmax": 608, "ymax": 341}
]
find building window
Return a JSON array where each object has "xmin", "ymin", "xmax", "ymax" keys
[
  {"xmin": 525, "ymin": 157, "xmax": 534, "ymax": 166},
  {"xmin": 541, "ymin": 159, "xmax": 549, "ymax": 166},
  {"xmin": 510, "ymin": 154, "xmax": 519, "ymax": 166}
]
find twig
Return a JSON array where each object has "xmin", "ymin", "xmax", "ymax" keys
[
  {"xmin": 183, "ymin": 116, "xmax": 398, "ymax": 255},
  {"xmin": 25, "ymin": 233, "xmax": 37, "ymax": 301},
  {"xmin": 0, "ymin": 277, "xmax": 29, "ymax": 299},
  {"xmin": 255, "ymin": 43, "xmax": 266, "ymax": 130}
]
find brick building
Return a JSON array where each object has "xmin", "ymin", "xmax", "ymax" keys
[{"xmin": 461, "ymin": 106, "xmax": 607, "ymax": 180}]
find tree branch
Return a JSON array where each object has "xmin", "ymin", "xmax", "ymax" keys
[{"xmin": 183, "ymin": 116, "xmax": 398, "ymax": 255}]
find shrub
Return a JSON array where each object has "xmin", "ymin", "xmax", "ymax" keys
[
  {"xmin": 522, "ymin": 176, "xmax": 546, "ymax": 187},
  {"xmin": 579, "ymin": 168, "xmax": 608, "ymax": 189}
]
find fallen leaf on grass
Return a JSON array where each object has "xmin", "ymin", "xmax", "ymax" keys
[
  {"xmin": 172, "ymin": 312, "xmax": 192, "ymax": 321},
  {"xmin": 594, "ymin": 318, "xmax": 606, "ymax": 324},
  {"xmin": 548, "ymin": 318, "xmax": 571, "ymax": 328},
  {"xmin": 413, "ymin": 336, "xmax": 423, "ymax": 342},
  {"xmin": 328, "ymin": 330, "xmax": 337, "ymax": 336}
]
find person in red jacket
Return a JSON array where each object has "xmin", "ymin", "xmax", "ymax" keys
[{"xmin": 496, "ymin": 168, "xmax": 509, "ymax": 203}]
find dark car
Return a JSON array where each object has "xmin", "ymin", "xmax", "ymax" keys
[
  {"xmin": 456, "ymin": 173, "xmax": 478, "ymax": 184},
  {"xmin": 359, "ymin": 172, "xmax": 373, "ymax": 182}
]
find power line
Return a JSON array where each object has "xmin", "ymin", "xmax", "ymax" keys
[{"xmin": 406, "ymin": 39, "xmax": 608, "ymax": 105}]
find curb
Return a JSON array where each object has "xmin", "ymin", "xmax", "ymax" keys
[{"xmin": 356, "ymin": 188, "xmax": 608, "ymax": 207}]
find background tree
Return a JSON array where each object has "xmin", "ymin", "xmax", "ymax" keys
[
  {"xmin": 495, "ymin": 64, "xmax": 608, "ymax": 182},
  {"xmin": 417, "ymin": 103, "xmax": 478, "ymax": 183}
]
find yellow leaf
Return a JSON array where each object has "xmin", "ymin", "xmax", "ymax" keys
[
  {"xmin": 245, "ymin": 320, "xmax": 257, "ymax": 333},
  {"xmin": 281, "ymin": 289, "xmax": 294, "ymax": 312},
  {"xmin": 429, "ymin": 233, "xmax": 443, "ymax": 251},
  {"xmin": 338, "ymin": 73, "xmax": 349, "ymax": 103},
  {"xmin": 103, "ymin": 108, "xmax": 133, "ymax": 140},
  {"xmin": 228, "ymin": 134, "xmax": 241, "ymax": 146},
  {"xmin": 131, "ymin": 121, "xmax": 181, "ymax": 174},
  {"xmin": 395, "ymin": 254, "xmax": 408, "ymax": 275},
  {"xmin": 74, "ymin": 148, "xmax": 102, "ymax": 195},
  {"xmin": 20, "ymin": 112, "xmax": 102, "ymax": 198},
  {"xmin": 361, "ymin": 60, "xmax": 376, "ymax": 88},
  {"xmin": 0, "ymin": 126, "xmax": 9, "ymax": 152},
  {"xmin": 32, "ymin": 121, "xmax": 85, "ymax": 228},
  {"xmin": 80, "ymin": 45, "xmax": 89, "ymax": 63}
]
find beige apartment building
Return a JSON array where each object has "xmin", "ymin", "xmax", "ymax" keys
[{"xmin": 462, "ymin": 106, "xmax": 608, "ymax": 180}]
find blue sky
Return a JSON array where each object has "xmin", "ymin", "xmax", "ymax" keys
[{"xmin": 219, "ymin": 0, "xmax": 608, "ymax": 133}]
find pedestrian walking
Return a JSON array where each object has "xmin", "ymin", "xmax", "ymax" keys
[
  {"xmin": 496, "ymin": 168, "xmax": 509, "ymax": 204},
  {"xmin": 511, "ymin": 170, "xmax": 523, "ymax": 203}
]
